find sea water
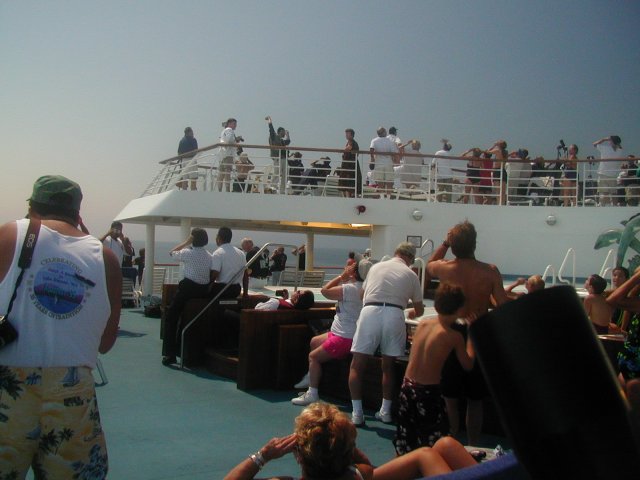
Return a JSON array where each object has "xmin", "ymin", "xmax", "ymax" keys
[{"xmin": 134, "ymin": 241, "xmax": 362, "ymax": 269}]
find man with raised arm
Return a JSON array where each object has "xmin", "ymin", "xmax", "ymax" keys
[
  {"xmin": 161, "ymin": 228, "xmax": 213, "ymax": 366},
  {"xmin": 100, "ymin": 220, "xmax": 134, "ymax": 267},
  {"xmin": 425, "ymin": 219, "xmax": 509, "ymax": 445},
  {"xmin": 266, "ymin": 115, "xmax": 290, "ymax": 193}
]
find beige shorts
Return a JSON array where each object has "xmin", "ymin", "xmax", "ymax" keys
[
  {"xmin": 0, "ymin": 366, "xmax": 108, "ymax": 478},
  {"xmin": 181, "ymin": 157, "xmax": 199, "ymax": 180},
  {"xmin": 219, "ymin": 156, "xmax": 234, "ymax": 173},
  {"xmin": 373, "ymin": 163, "xmax": 395, "ymax": 183}
]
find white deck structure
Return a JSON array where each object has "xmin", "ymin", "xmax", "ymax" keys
[{"xmin": 114, "ymin": 143, "xmax": 636, "ymax": 297}]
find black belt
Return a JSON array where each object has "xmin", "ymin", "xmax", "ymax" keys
[{"xmin": 364, "ymin": 302, "xmax": 404, "ymax": 310}]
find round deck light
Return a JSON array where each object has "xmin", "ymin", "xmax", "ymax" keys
[
  {"xmin": 412, "ymin": 209, "xmax": 423, "ymax": 221},
  {"xmin": 546, "ymin": 214, "xmax": 557, "ymax": 226}
]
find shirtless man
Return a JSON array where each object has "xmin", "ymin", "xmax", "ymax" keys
[
  {"xmin": 584, "ymin": 274, "xmax": 614, "ymax": 334},
  {"xmin": 394, "ymin": 283, "xmax": 474, "ymax": 455},
  {"xmin": 426, "ymin": 220, "xmax": 509, "ymax": 444},
  {"xmin": 427, "ymin": 220, "xmax": 509, "ymax": 318}
]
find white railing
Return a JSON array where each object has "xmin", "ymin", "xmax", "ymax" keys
[
  {"xmin": 599, "ymin": 249, "xmax": 616, "ymax": 280},
  {"xmin": 419, "ymin": 238, "xmax": 435, "ymax": 259},
  {"xmin": 542, "ymin": 264, "xmax": 557, "ymax": 287},
  {"xmin": 557, "ymin": 248, "xmax": 576, "ymax": 285},
  {"xmin": 412, "ymin": 256, "xmax": 427, "ymax": 294},
  {"xmin": 141, "ymin": 144, "xmax": 637, "ymax": 207}
]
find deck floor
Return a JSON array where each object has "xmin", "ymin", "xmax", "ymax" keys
[{"xmin": 28, "ymin": 306, "xmax": 510, "ymax": 479}]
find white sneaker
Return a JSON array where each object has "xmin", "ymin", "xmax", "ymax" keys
[
  {"xmin": 294, "ymin": 372, "xmax": 310, "ymax": 389},
  {"xmin": 291, "ymin": 390, "xmax": 319, "ymax": 406},
  {"xmin": 375, "ymin": 410, "xmax": 393, "ymax": 424},
  {"xmin": 351, "ymin": 412, "xmax": 365, "ymax": 426}
]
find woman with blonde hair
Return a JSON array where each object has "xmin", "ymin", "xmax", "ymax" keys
[{"xmin": 224, "ymin": 402, "xmax": 476, "ymax": 480}]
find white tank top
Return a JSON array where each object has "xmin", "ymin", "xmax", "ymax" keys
[{"xmin": 0, "ymin": 219, "xmax": 111, "ymax": 368}]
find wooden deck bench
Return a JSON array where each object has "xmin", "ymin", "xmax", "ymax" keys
[{"xmin": 236, "ymin": 306, "xmax": 336, "ymax": 390}]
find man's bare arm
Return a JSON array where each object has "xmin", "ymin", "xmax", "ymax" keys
[
  {"xmin": 490, "ymin": 265, "xmax": 510, "ymax": 306},
  {"xmin": 607, "ymin": 270, "xmax": 640, "ymax": 311},
  {"xmin": 425, "ymin": 238, "xmax": 450, "ymax": 283}
]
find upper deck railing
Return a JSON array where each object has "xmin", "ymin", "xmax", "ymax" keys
[{"xmin": 141, "ymin": 143, "xmax": 638, "ymax": 207}]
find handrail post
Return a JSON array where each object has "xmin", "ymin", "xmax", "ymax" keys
[
  {"xmin": 542, "ymin": 264, "xmax": 556, "ymax": 286},
  {"xmin": 557, "ymin": 248, "xmax": 575, "ymax": 286},
  {"xmin": 598, "ymin": 249, "xmax": 615, "ymax": 279}
]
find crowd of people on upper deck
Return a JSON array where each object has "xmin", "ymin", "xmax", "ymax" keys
[{"xmin": 173, "ymin": 120, "xmax": 639, "ymax": 207}]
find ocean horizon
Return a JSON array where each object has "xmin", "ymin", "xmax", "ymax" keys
[{"xmin": 132, "ymin": 241, "xmax": 364, "ymax": 270}]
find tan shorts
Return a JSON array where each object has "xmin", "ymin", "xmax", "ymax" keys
[
  {"xmin": 0, "ymin": 366, "xmax": 108, "ymax": 478},
  {"xmin": 373, "ymin": 163, "xmax": 395, "ymax": 183},
  {"xmin": 219, "ymin": 156, "xmax": 234, "ymax": 173},
  {"xmin": 181, "ymin": 157, "xmax": 198, "ymax": 180}
]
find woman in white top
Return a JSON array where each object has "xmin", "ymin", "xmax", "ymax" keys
[{"xmin": 291, "ymin": 259, "xmax": 371, "ymax": 406}]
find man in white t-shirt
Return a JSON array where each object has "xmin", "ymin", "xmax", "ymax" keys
[
  {"xmin": 99, "ymin": 221, "xmax": 134, "ymax": 267},
  {"xmin": 370, "ymin": 127, "xmax": 398, "ymax": 196},
  {"xmin": 432, "ymin": 139, "xmax": 460, "ymax": 202},
  {"xmin": 593, "ymin": 135, "xmax": 624, "ymax": 206},
  {"xmin": 210, "ymin": 226, "xmax": 246, "ymax": 298},
  {"xmin": 218, "ymin": 118, "xmax": 244, "ymax": 192},
  {"xmin": 348, "ymin": 242, "xmax": 424, "ymax": 426}
]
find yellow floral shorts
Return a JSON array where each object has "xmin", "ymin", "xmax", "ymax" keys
[{"xmin": 0, "ymin": 366, "xmax": 108, "ymax": 479}]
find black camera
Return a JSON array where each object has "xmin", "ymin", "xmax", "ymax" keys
[
  {"xmin": 0, "ymin": 315, "xmax": 18, "ymax": 349},
  {"xmin": 275, "ymin": 289, "xmax": 287, "ymax": 297}
]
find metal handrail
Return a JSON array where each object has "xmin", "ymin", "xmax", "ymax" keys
[
  {"xmin": 557, "ymin": 248, "xmax": 576, "ymax": 285},
  {"xmin": 142, "ymin": 141, "xmax": 629, "ymax": 206},
  {"xmin": 598, "ymin": 249, "xmax": 615, "ymax": 279},
  {"xmin": 412, "ymin": 256, "xmax": 427, "ymax": 293},
  {"xmin": 601, "ymin": 266, "xmax": 613, "ymax": 284},
  {"xmin": 542, "ymin": 264, "xmax": 556, "ymax": 286},
  {"xmin": 419, "ymin": 238, "xmax": 434, "ymax": 259},
  {"xmin": 178, "ymin": 242, "xmax": 299, "ymax": 370}
]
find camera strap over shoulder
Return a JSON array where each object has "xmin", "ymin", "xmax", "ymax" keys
[
  {"xmin": 5, "ymin": 218, "xmax": 41, "ymax": 316},
  {"xmin": 18, "ymin": 218, "xmax": 41, "ymax": 269}
]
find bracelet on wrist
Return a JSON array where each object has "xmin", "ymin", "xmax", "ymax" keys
[{"xmin": 250, "ymin": 451, "xmax": 266, "ymax": 469}]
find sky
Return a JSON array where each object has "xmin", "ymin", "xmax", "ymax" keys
[{"xmin": 1, "ymin": 0, "xmax": 639, "ymax": 246}]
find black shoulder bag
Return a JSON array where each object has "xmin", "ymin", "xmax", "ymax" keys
[{"xmin": 0, "ymin": 219, "xmax": 41, "ymax": 349}]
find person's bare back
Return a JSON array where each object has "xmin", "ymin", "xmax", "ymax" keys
[
  {"xmin": 405, "ymin": 318, "xmax": 472, "ymax": 385},
  {"xmin": 584, "ymin": 293, "xmax": 614, "ymax": 329},
  {"xmin": 428, "ymin": 258, "xmax": 507, "ymax": 318}
]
